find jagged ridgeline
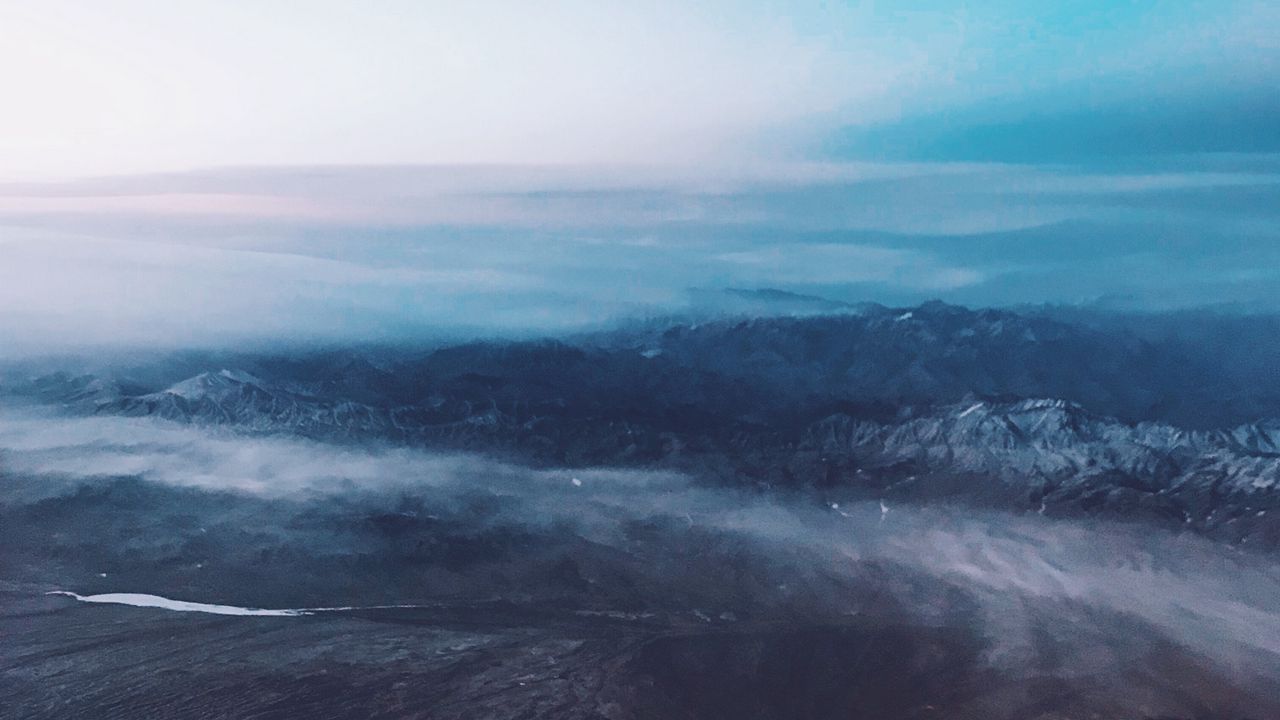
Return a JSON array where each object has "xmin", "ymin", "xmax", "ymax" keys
[{"xmin": 6, "ymin": 301, "xmax": 1279, "ymax": 548}]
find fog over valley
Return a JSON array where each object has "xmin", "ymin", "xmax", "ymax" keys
[
  {"xmin": 5, "ymin": 404, "xmax": 1280, "ymax": 718},
  {"xmin": 4, "ymin": 299, "xmax": 1280, "ymax": 718}
]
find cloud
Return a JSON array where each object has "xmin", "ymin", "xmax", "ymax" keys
[
  {"xmin": 4, "ymin": 405, "xmax": 1280, "ymax": 674},
  {"xmin": 2, "ymin": 158, "xmax": 1279, "ymax": 355},
  {"xmin": 0, "ymin": 1, "xmax": 930, "ymax": 179},
  {"xmin": 0, "ymin": 408, "xmax": 687, "ymax": 500},
  {"xmin": 716, "ymin": 244, "xmax": 983, "ymax": 290},
  {"xmin": 2, "ymin": 1, "xmax": 1277, "ymax": 179},
  {"xmin": 0, "ymin": 228, "xmax": 545, "ymax": 353}
]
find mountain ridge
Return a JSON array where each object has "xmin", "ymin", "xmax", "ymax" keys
[{"xmin": 6, "ymin": 303, "xmax": 1279, "ymax": 549}]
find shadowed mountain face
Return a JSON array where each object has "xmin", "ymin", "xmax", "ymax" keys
[
  {"xmin": 7, "ymin": 302, "xmax": 1278, "ymax": 548},
  {"xmin": 18, "ymin": 300, "xmax": 1280, "ymax": 428},
  {"xmin": 4, "ymin": 301, "xmax": 1280, "ymax": 719},
  {"xmin": 605, "ymin": 301, "xmax": 1280, "ymax": 430}
]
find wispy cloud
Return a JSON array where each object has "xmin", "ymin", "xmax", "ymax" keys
[
  {"xmin": 5, "ymin": 406, "xmax": 1280, "ymax": 669},
  {"xmin": 2, "ymin": 158, "xmax": 1279, "ymax": 354},
  {"xmin": 717, "ymin": 244, "xmax": 983, "ymax": 290},
  {"xmin": 0, "ymin": 228, "xmax": 543, "ymax": 353}
]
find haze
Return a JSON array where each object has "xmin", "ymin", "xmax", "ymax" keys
[{"xmin": 2, "ymin": 1, "xmax": 1279, "ymax": 354}]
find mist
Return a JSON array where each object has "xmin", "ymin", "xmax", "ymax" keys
[
  {"xmin": 4, "ymin": 158, "xmax": 1280, "ymax": 357},
  {"xmin": 5, "ymin": 406, "xmax": 1279, "ymax": 696}
]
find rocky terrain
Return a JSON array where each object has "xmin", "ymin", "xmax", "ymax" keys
[
  {"xmin": 5, "ymin": 457, "xmax": 1280, "ymax": 720},
  {"xmin": 7, "ymin": 302, "xmax": 1279, "ymax": 548},
  {"xmin": 5, "ymin": 301, "xmax": 1280, "ymax": 719}
]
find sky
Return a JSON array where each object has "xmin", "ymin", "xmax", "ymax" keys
[
  {"xmin": 3, "ymin": 0, "xmax": 1278, "ymax": 177},
  {"xmin": 1, "ymin": 1, "xmax": 1278, "ymax": 352}
]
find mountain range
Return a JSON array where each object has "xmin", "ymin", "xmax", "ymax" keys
[{"xmin": 6, "ymin": 300, "xmax": 1279, "ymax": 548}]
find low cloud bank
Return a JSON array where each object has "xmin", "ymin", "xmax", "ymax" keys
[
  {"xmin": 3, "ymin": 407, "xmax": 1280, "ymax": 688},
  {"xmin": 4, "ymin": 159, "xmax": 1280, "ymax": 356}
]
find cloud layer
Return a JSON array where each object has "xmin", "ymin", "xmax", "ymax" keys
[
  {"xmin": 2, "ymin": 1, "xmax": 1276, "ymax": 177},
  {"xmin": 5, "ymin": 405, "xmax": 1280, "ymax": 677},
  {"xmin": 2, "ymin": 158, "xmax": 1279, "ymax": 354}
]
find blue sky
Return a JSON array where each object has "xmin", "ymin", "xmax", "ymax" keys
[
  {"xmin": 0, "ymin": 1, "xmax": 1277, "ymax": 352},
  {"xmin": 3, "ymin": 0, "xmax": 1276, "ymax": 175}
]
